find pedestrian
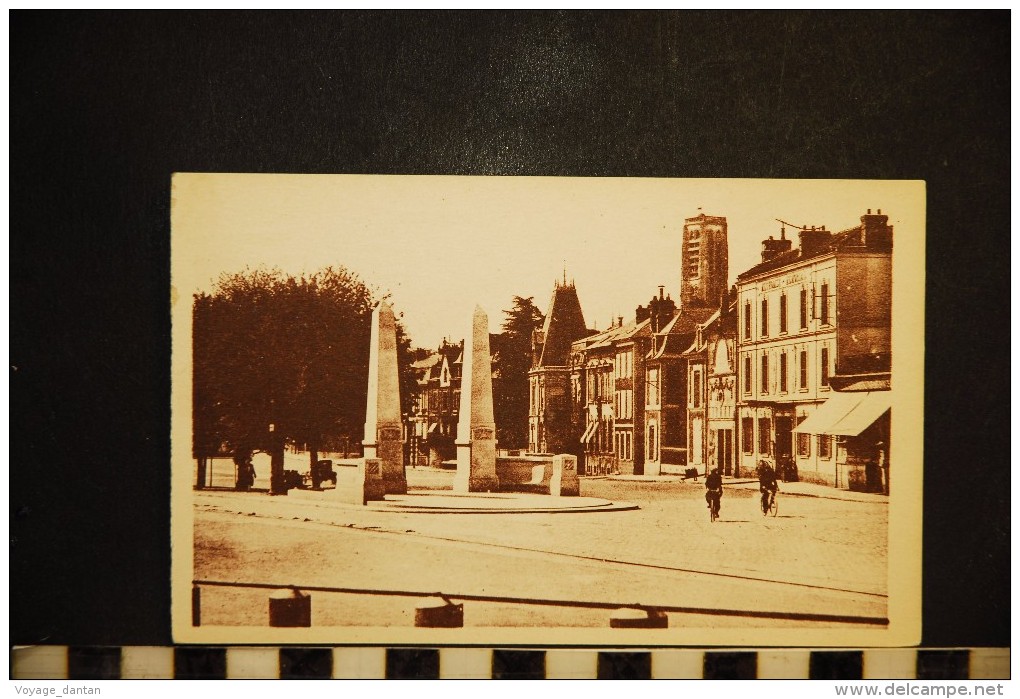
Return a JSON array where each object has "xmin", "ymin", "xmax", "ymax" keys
[
  {"xmin": 235, "ymin": 451, "xmax": 255, "ymax": 491},
  {"xmin": 758, "ymin": 459, "xmax": 778, "ymax": 514}
]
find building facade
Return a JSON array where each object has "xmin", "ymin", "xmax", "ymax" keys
[
  {"xmin": 680, "ymin": 293, "xmax": 739, "ymax": 476},
  {"xmin": 735, "ymin": 211, "xmax": 893, "ymax": 490},
  {"xmin": 570, "ymin": 316, "xmax": 651, "ymax": 475},
  {"xmin": 407, "ymin": 340, "xmax": 463, "ymax": 466},
  {"xmin": 643, "ymin": 300, "xmax": 714, "ymax": 475}
]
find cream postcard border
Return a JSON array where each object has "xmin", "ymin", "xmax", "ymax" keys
[{"xmin": 170, "ymin": 175, "xmax": 924, "ymax": 647}]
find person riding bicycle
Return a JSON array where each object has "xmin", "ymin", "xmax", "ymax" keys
[
  {"xmin": 758, "ymin": 459, "xmax": 779, "ymax": 513},
  {"xmin": 705, "ymin": 467, "xmax": 723, "ymax": 514}
]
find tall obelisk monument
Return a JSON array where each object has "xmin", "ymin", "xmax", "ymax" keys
[
  {"xmin": 453, "ymin": 305, "xmax": 500, "ymax": 493},
  {"xmin": 363, "ymin": 301, "xmax": 407, "ymax": 495}
]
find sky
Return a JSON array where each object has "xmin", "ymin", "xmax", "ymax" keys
[{"xmin": 172, "ymin": 175, "xmax": 925, "ymax": 351}]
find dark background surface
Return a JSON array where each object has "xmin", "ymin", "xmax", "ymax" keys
[{"xmin": 11, "ymin": 11, "xmax": 1009, "ymax": 647}]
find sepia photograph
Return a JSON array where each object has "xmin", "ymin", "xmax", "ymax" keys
[{"xmin": 171, "ymin": 174, "xmax": 924, "ymax": 647}]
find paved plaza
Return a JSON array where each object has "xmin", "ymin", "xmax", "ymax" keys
[{"xmin": 193, "ymin": 462, "xmax": 888, "ymax": 630}]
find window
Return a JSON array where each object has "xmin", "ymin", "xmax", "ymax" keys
[
  {"xmin": 692, "ymin": 369, "xmax": 702, "ymax": 408},
  {"xmin": 780, "ymin": 294, "xmax": 788, "ymax": 333},
  {"xmin": 743, "ymin": 356, "xmax": 752, "ymax": 393},
  {"xmin": 744, "ymin": 301, "xmax": 751, "ymax": 339},
  {"xmin": 800, "ymin": 350, "xmax": 808, "ymax": 389},
  {"xmin": 798, "ymin": 431, "xmax": 811, "ymax": 457},
  {"xmin": 821, "ymin": 347, "xmax": 830, "ymax": 387},
  {"xmin": 818, "ymin": 434, "xmax": 832, "ymax": 459},
  {"xmin": 648, "ymin": 424, "xmax": 657, "ymax": 462},
  {"xmin": 796, "ymin": 416, "xmax": 809, "ymax": 456},
  {"xmin": 779, "ymin": 353, "xmax": 788, "ymax": 393},
  {"xmin": 761, "ymin": 298, "xmax": 769, "ymax": 337},
  {"xmin": 758, "ymin": 416, "xmax": 770, "ymax": 454},
  {"xmin": 741, "ymin": 417, "xmax": 754, "ymax": 453},
  {"xmin": 820, "ymin": 282, "xmax": 830, "ymax": 324},
  {"xmin": 799, "ymin": 288, "xmax": 808, "ymax": 329},
  {"xmin": 647, "ymin": 367, "xmax": 660, "ymax": 406},
  {"xmin": 760, "ymin": 353, "xmax": 769, "ymax": 393}
]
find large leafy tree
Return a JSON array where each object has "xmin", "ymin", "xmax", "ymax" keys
[
  {"xmin": 493, "ymin": 296, "xmax": 545, "ymax": 450},
  {"xmin": 193, "ymin": 266, "xmax": 420, "ymax": 484}
]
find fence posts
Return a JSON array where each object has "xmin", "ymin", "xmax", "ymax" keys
[
  {"xmin": 268, "ymin": 587, "xmax": 312, "ymax": 627},
  {"xmin": 414, "ymin": 596, "xmax": 464, "ymax": 628},
  {"xmin": 609, "ymin": 606, "xmax": 668, "ymax": 629}
]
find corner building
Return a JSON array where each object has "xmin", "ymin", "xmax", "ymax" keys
[{"xmin": 735, "ymin": 211, "xmax": 893, "ymax": 490}]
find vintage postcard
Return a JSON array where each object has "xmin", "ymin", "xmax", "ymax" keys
[{"xmin": 171, "ymin": 175, "xmax": 924, "ymax": 646}]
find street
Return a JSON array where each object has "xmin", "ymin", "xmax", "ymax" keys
[{"xmin": 193, "ymin": 465, "xmax": 888, "ymax": 630}]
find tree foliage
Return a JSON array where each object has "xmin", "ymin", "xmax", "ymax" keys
[
  {"xmin": 193, "ymin": 266, "xmax": 420, "ymax": 466},
  {"xmin": 492, "ymin": 295, "xmax": 545, "ymax": 449}
]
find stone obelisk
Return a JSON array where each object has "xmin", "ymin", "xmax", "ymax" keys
[
  {"xmin": 363, "ymin": 301, "xmax": 407, "ymax": 495},
  {"xmin": 453, "ymin": 305, "xmax": 500, "ymax": 493}
]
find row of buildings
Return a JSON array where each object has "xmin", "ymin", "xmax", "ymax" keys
[{"xmin": 528, "ymin": 209, "xmax": 894, "ymax": 492}]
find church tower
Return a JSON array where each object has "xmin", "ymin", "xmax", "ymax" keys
[{"xmin": 681, "ymin": 211, "xmax": 729, "ymax": 311}]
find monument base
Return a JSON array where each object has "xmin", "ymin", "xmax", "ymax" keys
[
  {"xmin": 364, "ymin": 437, "xmax": 407, "ymax": 495},
  {"xmin": 382, "ymin": 474, "xmax": 408, "ymax": 495},
  {"xmin": 454, "ymin": 441, "xmax": 499, "ymax": 493},
  {"xmin": 453, "ymin": 475, "xmax": 500, "ymax": 493}
]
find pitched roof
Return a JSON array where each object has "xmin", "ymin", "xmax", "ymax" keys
[
  {"xmin": 647, "ymin": 306, "xmax": 716, "ymax": 360},
  {"xmin": 574, "ymin": 318, "xmax": 651, "ymax": 352},
  {"xmin": 737, "ymin": 222, "xmax": 891, "ymax": 280},
  {"xmin": 536, "ymin": 283, "xmax": 589, "ymax": 367}
]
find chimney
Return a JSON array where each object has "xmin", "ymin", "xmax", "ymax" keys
[
  {"xmin": 799, "ymin": 226, "xmax": 833, "ymax": 257},
  {"xmin": 761, "ymin": 232, "xmax": 793, "ymax": 263},
  {"xmin": 648, "ymin": 290, "xmax": 677, "ymax": 334},
  {"xmin": 860, "ymin": 209, "xmax": 892, "ymax": 249},
  {"xmin": 635, "ymin": 304, "xmax": 650, "ymax": 323}
]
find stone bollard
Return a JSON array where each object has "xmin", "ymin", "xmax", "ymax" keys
[
  {"xmin": 334, "ymin": 458, "xmax": 386, "ymax": 505},
  {"xmin": 362, "ymin": 458, "xmax": 386, "ymax": 503},
  {"xmin": 609, "ymin": 606, "xmax": 668, "ymax": 629},
  {"xmin": 414, "ymin": 596, "xmax": 464, "ymax": 628},
  {"xmin": 268, "ymin": 588, "xmax": 311, "ymax": 627},
  {"xmin": 551, "ymin": 454, "xmax": 580, "ymax": 497}
]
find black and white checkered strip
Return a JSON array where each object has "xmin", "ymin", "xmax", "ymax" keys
[{"xmin": 12, "ymin": 647, "xmax": 1009, "ymax": 679}]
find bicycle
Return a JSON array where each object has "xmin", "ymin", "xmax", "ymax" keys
[
  {"xmin": 761, "ymin": 488, "xmax": 778, "ymax": 517},
  {"xmin": 708, "ymin": 489, "xmax": 722, "ymax": 522}
]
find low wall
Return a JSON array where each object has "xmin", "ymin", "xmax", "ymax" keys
[
  {"xmin": 495, "ymin": 454, "xmax": 579, "ymax": 497},
  {"xmin": 496, "ymin": 455, "xmax": 551, "ymax": 486}
]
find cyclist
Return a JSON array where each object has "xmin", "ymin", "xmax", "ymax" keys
[
  {"xmin": 705, "ymin": 467, "xmax": 723, "ymax": 516},
  {"xmin": 758, "ymin": 459, "xmax": 778, "ymax": 513}
]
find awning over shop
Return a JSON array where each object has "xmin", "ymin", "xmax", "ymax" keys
[
  {"xmin": 794, "ymin": 392, "xmax": 863, "ymax": 435},
  {"xmin": 581, "ymin": 420, "xmax": 598, "ymax": 444},
  {"xmin": 828, "ymin": 391, "xmax": 891, "ymax": 436},
  {"xmin": 794, "ymin": 391, "xmax": 891, "ymax": 436}
]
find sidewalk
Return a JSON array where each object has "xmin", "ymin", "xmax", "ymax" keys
[{"xmin": 605, "ymin": 473, "xmax": 888, "ymax": 504}]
